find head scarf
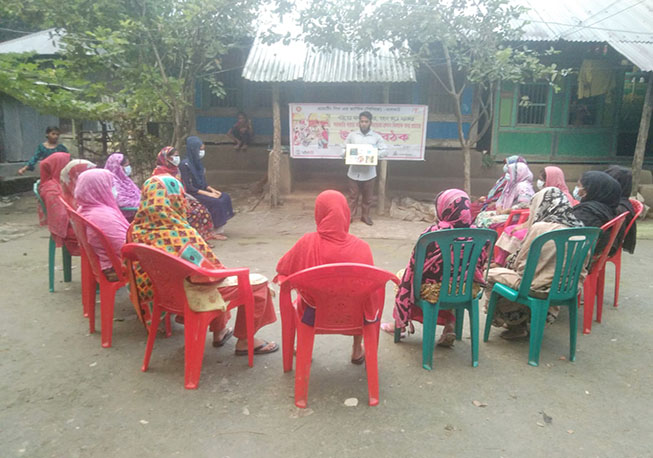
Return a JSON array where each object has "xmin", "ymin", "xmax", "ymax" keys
[
  {"xmin": 483, "ymin": 155, "xmax": 527, "ymax": 210},
  {"xmin": 572, "ymin": 171, "xmax": 620, "ymax": 228},
  {"xmin": 152, "ymin": 146, "xmax": 180, "ymax": 178},
  {"xmin": 544, "ymin": 166, "xmax": 576, "ymax": 205},
  {"xmin": 60, "ymin": 159, "xmax": 96, "ymax": 206},
  {"xmin": 104, "ymin": 152, "xmax": 141, "ymax": 209},
  {"xmin": 497, "ymin": 162, "xmax": 534, "ymax": 209},
  {"xmin": 75, "ymin": 169, "xmax": 129, "ymax": 270},
  {"xmin": 181, "ymin": 136, "xmax": 207, "ymax": 190},
  {"xmin": 38, "ymin": 152, "xmax": 72, "ymax": 241},
  {"xmin": 530, "ymin": 187, "xmax": 583, "ymax": 228},
  {"xmin": 604, "ymin": 166, "xmax": 633, "ymax": 199},
  {"xmin": 127, "ymin": 175, "xmax": 222, "ymax": 324},
  {"xmin": 435, "ymin": 189, "xmax": 474, "ymax": 229},
  {"xmin": 604, "ymin": 165, "xmax": 637, "ymax": 253}
]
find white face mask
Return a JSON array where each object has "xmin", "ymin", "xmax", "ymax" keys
[
  {"xmin": 198, "ymin": 149, "xmax": 206, "ymax": 159},
  {"xmin": 503, "ymin": 164, "xmax": 508, "ymax": 173},
  {"xmin": 504, "ymin": 172, "xmax": 511, "ymax": 181},
  {"xmin": 572, "ymin": 186, "xmax": 582, "ymax": 201},
  {"xmin": 536, "ymin": 179, "xmax": 544, "ymax": 190},
  {"xmin": 111, "ymin": 186, "xmax": 118, "ymax": 199},
  {"xmin": 170, "ymin": 155, "xmax": 180, "ymax": 166},
  {"xmin": 123, "ymin": 165, "xmax": 132, "ymax": 177}
]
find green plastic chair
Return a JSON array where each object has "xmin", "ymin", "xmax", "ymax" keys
[
  {"xmin": 483, "ymin": 227, "xmax": 600, "ymax": 367},
  {"xmin": 33, "ymin": 179, "xmax": 72, "ymax": 292},
  {"xmin": 395, "ymin": 228, "xmax": 497, "ymax": 370}
]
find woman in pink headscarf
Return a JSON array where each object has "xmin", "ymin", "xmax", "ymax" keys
[
  {"xmin": 60, "ymin": 159, "xmax": 96, "ymax": 206},
  {"xmin": 475, "ymin": 162, "xmax": 535, "ymax": 229},
  {"xmin": 536, "ymin": 166, "xmax": 577, "ymax": 205},
  {"xmin": 381, "ymin": 189, "xmax": 488, "ymax": 347},
  {"xmin": 38, "ymin": 152, "xmax": 80, "ymax": 255},
  {"xmin": 104, "ymin": 152, "xmax": 141, "ymax": 220},
  {"xmin": 75, "ymin": 169, "xmax": 129, "ymax": 281}
]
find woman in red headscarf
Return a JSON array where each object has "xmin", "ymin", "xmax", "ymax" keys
[
  {"xmin": 38, "ymin": 152, "xmax": 80, "ymax": 255},
  {"xmin": 275, "ymin": 190, "xmax": 374, "ymax": 364}
]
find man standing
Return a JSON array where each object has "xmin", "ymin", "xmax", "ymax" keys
[{"xmin": 345, "ymin": 111, "xmax": 386, "ymax": 226}]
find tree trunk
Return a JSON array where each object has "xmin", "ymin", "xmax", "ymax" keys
[
  {"xmin": 632, "ymin": 73, "xmax": 653, "ymax": 195},
  {"xmin": 463, "ymin": 144, "xmax": 472, "ymax": 196},
  {"xmin": 378, "ymin": 85, "xmax": 390, "ymax": 215},
  {"xmin": 269, "ymin": 84, "xmax": 282, "ymax": 207}
]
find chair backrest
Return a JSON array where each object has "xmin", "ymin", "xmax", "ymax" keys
[
  {"xmin": 590, "ymin": 212, "xmax": 629, "ymax": 274},
  {"xmin": 627, "ymin": 199, "xmax": 644, "ymax": 235},
  {"xmin": 505, "ymin": 208, "xmax": 530, "ymax": 228},
  {"xmin": 517, "ymin": 227, "xmax": 600, "ymax": 302},
  {"xmin": 413, "ymin": 228, "xmax": 497, "ymax": 305},
  {"xmin": 121, "ymin": 243, "xmax": 249, "ymax": 314},
  {"xmin": 280, "ymin": 263, "xmax": 399, "ymax": 334},
  {"xmin": 34, "ymin": 179, "xmax": 47, "ymax": 215},
  {"xmin": 62, "ymin": 198, "xmax": 126, "ymax": 282}
]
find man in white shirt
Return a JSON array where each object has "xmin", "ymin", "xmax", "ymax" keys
[{"xmin": 345, "ymin": 111, "xmax": 387, "ymax": 226}]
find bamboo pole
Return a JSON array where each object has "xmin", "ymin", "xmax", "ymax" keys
[
  {"xmin": 378, "ymin": 85, "xmax": 390, "ymax": 215},
  {"xmin": 632, "ymin": 73, "xmax": 653, "ymax": 195},
  {"xmin": 269, "ymin": 84, "xmax": 282, "ymax": 206}
]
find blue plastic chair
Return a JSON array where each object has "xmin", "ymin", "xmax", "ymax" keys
[
  {"xmin": 483, "ymin": 227, "xmax": 600, "ymax": 367},
  {"xmin": 395, "ymin": 228, "xmax": 497, "ymax": 370},
  {"xmin": 33, "ymin": 179, "xmax": 72, "ymax": 292}
]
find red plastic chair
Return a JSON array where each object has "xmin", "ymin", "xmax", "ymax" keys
[
  {"xmin": 64, "ymin": 202, "xmax": 129, "ymax": 348},
  {"xmin": 581, "ymin": 212, "xmax": 628, "ymax": 334},
  {"xmin": 605, "ymin": 199, "xmax": 643, "ymax": 308},
  {"xmin": 279, "ymin": 263, "xmax": 399, "ymax": 408},
  {"xmin": 121, "ymin": 243, "xmax": 255, "ymax": 389},
  {"xmin": 493, "ymin": 208, "xmax": 530, "ymax": 259}
]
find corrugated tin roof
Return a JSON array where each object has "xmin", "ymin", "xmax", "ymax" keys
[
  {"xmin": 242, "ymin": 37, "xmax": 416, "ymax": 83},
  {"xmin": 0, "ymin": 28, "xmax": 64, "ymax": 55},
  {"xmin": 519, "ymin": 0, "xmax": 653, "ymax": 70}
]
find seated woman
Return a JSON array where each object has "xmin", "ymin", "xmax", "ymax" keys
[
  {"xmin": 38, "ymin": 152, "xmax": 79, "ymax": 255},
  {"xmin": 60, "ymin": 159, "xmax": 96, "ymax": 206},
  {"xmin": 494, "ymin": 165, "xmax": 577, "ymax": 265},
  {"xmin": 486, "ymin": 187, "xmax": 584, "ymax": 339},
  {"xmin": 179, "ymin": 136, "xmax": 234, "ymax": 240},
  {"xmin": 381, "ymin": 189, "xmax": 487, "ymax": 348},
  {"xmin": 152, "ymin": 146, "xmax": 215, "ymax": 240},
  {"xmin": 477, "ymin": 155, "xmax": 527, "ymax": 213},
  {"xmin": 104, "ymin": 152, "xmax": 141, "ymax": 220},
  {"xmin": 75, "ymin": 169, "xmax": 129, "ymax": 282},
  {"xmin": 275, "ymin": 190, "xmax": 374, "ymax": 364},
  {"xmin": 475, "ymin": 162, "xmax": 534, "ymax": 229},
  {"xmin": 571, "ymin": 171, "xmax": 621, "ymax": 257},
  {"xmin": 128, "ymin": 174, "xmax": 277, "ymax": 354},
  {"xmin": 227, "ymin": 112, "xmax": 254, "ymax": 151},
  {"xmin": 604, "ymin": 165, "xmax": 637, "ymax": 254}
]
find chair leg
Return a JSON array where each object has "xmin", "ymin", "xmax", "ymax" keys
[
  {"xmin": 470, "ymin": 301, "xmax": 479, "ymax": 368},
  {"xmin": 613, "ymin": 252, "xmax": 621, "ymax": 308},
  {"xmin": 164, "ymin": 314, "xmax": 172, "ymax": 338},
  {"xmin": 281, "ymin": 309, "xmax": 296, "ymax": 373},
  {"xmin": 393, "ymin": 321, "xmax": 402, "ymax": 343},
  {"xmin": 484, "ymin": 292, "xmax": 498, "ymax": 342},
  {"xmin": 363, "ymin": 324, "xmax": 380, "ymax": 406},
  {"xmin": 454, "ymin": 307, "xmax": 464, "ymax": 341},
  {"xmin": 81, "ymin": 255, "xmax": 94, "ymax": 318},
  {"xmin": 244, "ymin": 299, "xmax": 255, "ymax": 368},
  {"xmin": 528, "ymin": 305, "xmax": 548, "ymax": 367},
  {"xmin": 184, "ymin": 312, "xmax": 211, "ymax": 389},
  {"xmin": 596, "ymin": 268, "xmax": 605, "ymax": 324},
  {"xmin": 142, "ymin": 306, "xmax": 161, "ymax": 372},
  {"xmin": 294, "ymin": 322, "xmax": 316, "ymax": 408},
  {"xmin": 421, "ymin": 305, "xmax": 437, "ymax": 371},
  {"xmin": 88, "ymin": 278, "xmax": 97, "ymax": 335},
  {"xmin": 48, "ymin": 236, "xmax": 56, "ymax": 293},
  {"xmin": 583, "ymin": 277, "xmax": 596, "ymax": 335},
  {"xmin": 62, "ymin": 246, "xmax": 72, "ymax": 283},
  {"xmin": 568, "ymin": 304, "xmax": 578, "ymax": 362},
  {"xmin": 100, "ymin": 283, "xmax": 117, "ymax": 348}
]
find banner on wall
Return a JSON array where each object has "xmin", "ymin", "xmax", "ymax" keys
[{"xmin": 289, "ymin": 103, "xmax": 428, "ymax": 160}]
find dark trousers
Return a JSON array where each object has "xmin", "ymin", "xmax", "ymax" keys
[{"xmin": 347, "ymin": 177, "xmax": 375, "ymax": 219}]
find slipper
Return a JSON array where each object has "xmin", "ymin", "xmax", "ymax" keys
[
  {"xmin": 500, "ymin": 329, "xmax": 529, "ymax": 340},
  {"xmin": 235, "ymin": 340, "xmax": 279, "ymax": 356},
  {"xmin": 212, "ymin": 327, "xmax": 233, "ymax": 347},
  {"xmin": 380, "ymin": 322, "xmax": 406, "ymax": 339},
  {"xmin": 351, "ymin": 354, "xmax": 365, "ymax": 365},
  {"xmin": 437, "ymin": 332, "xmax": 456, "ymax": 348}
]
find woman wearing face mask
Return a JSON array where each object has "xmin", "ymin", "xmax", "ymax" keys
[
  {"xmin": 535, "ymin": 166, "xmax": 577, "ymax": 205},
  {"xmin": 478, "ymin": 155, "xmax": 527, "ymax": 212},
  {"xmin": 152, "ymin": 146, "xmax": 216, "ymax": 241},
  {"xmin": 179, "ymin": 136, "xmax": 234, "ymax": 240},
  {"xmin": 104, "ymin": 152, "xmax": 141, "ymax": 221}
]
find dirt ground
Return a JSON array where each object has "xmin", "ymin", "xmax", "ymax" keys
[{"xmin": 1, "ymin": 190, "xmax": 652, "ymax": 458}]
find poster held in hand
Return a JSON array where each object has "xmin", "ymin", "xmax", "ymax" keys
[{"xmin": 345, "ymin": 144, "xmax": 378, "ymax": 166}]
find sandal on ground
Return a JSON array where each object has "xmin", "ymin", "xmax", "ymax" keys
[
  {"xmin": 437, "ymin": 332, "xmax": 456, "ymax": 348},
  {"xmin": 212, "ymin": 327, "xmax": 233, "ymax": 347},
  {"xmin": 500, "ymin": 328, "xmax": 529, "ymax": 340},
  {"xmin": 351, "ymin": 354, "xmax": 365, "ymax": 365},
  {"xmin": 234, "ymin": 340, "xmax": 279, "ymax": 356},
  {"xmin": 207, "ymin": 233, "xmax": 228, "ymax": 241},
  {"xmin": 380, "ymin": 322, "xmax": 406, "ymax": 339}
]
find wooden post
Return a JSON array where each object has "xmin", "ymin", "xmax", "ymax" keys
[
  {"xmin": 632, "ymin": 73, "xmax": 653, "ymax": 195},
  {"xmin": 269, "ymin": 84, "xmax": 282, "ymax": 206},
  {"xmin": 378, "ymin": 85, "xmax": 390, "ymax": 215}
]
